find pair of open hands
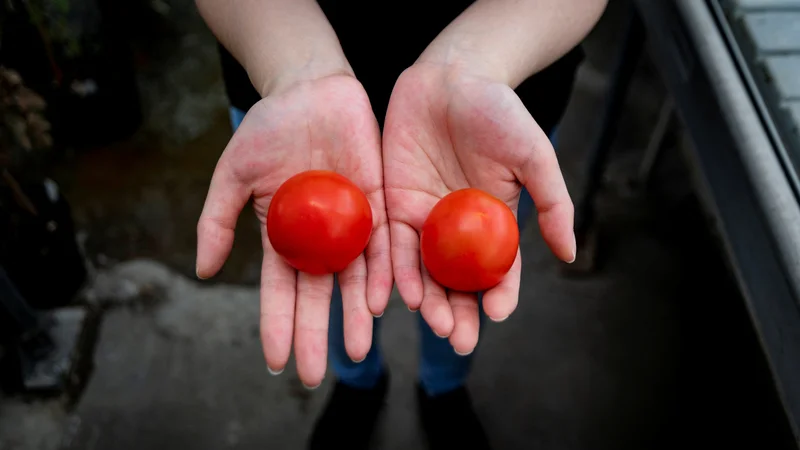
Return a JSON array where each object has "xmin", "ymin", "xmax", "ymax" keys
[{"xmin": 196, "ymin": 62, "xmax": 575, "ymax": 387}]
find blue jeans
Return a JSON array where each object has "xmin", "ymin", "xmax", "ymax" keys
[{"xmin": 230, "ymin": 107, "xmax": 546, "ymax": 396}]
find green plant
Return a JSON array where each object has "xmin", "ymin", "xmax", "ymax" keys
[
  {"xmin": 0, "ymin": 0, "xmax": 86, "ymax": 88},
  {"xmin": 23, "ymin": 0, "xmax": 83, "ymax": 58}
]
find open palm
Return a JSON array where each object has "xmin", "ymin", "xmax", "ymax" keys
[
  {"xmin": 383, "ymin": 62, "xmax": 576, "ymax": 354},
  {"xmin": 196, "ymin": 75, "xmax": 391, "ymax": 387}
]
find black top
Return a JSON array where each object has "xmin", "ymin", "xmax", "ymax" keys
[{"xmin": 218, "ymin": 0, "xmax": 583, "ymax": 136}]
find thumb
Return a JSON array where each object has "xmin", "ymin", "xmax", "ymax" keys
[
  {"xmin": 517, "ymin": 131, "xmax": 576, "ymax": 263},
  {"xmin": 196, "ymin": 158, "xmax": 250, "ymax": 278}
]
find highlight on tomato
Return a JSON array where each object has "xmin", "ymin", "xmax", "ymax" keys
[
  {"xmin": 420, "ymin": 188, "xmax": 519, "ymax": 292},
  {"xmin": 266, "ymin": 170, "xmax": 373, "ymax": 275}
]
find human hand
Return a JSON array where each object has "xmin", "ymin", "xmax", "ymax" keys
[
  {"xmin": 196, "ymin": 74, "xmax": 391, "ymax": 387},
  {"xmin": 383, "ymin": 62, "xmax": 576, "ymax": 355}
]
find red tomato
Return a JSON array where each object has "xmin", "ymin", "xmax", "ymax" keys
[
  {"xmin": 420, "ymin": 188, "xmax": 519, "ymax": 292},
  {"xmin": 267, "ymin": 170, "xmax": 372, "ymax": 275}
]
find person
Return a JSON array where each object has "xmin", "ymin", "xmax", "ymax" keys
[{"xmin": 193, "ymin": 0, "xmax": 607, "ymax": 448}]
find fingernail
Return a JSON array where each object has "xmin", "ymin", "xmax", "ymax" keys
[
  {"xmin": 567, "ymin": 233, "xmax": 577, "ymax": 264},
  {"xmin": 351, "ymin": 355, "xmax": 366, "ymax": 363},
  {"xmin": 433, "ymin": 330, "xmax": 448, "ymax": 338},
  {"xmin": 408, "ymin": 306, "xmax": 418, "ymax": 313},
  {"xmin": 195, "ymin": 265, "xmax": 207, "ymax": 280},
  {"xmin": 489, "ymin": 315, "xmax": 509, "ymax": 323},
  {"xmin": 454, "ymin": 348, "xmax": 473, "ymax": 356},
  {"xmin": 303, "ymin": 382, "xmax": 321, "ymax": 390},
  {"xmin": 373, "ymin": 311, "xmax": 384, "ymax": 318},
  {"xmin": 267, "ymin": 366, "xmax": 284, "ymax": 376}
]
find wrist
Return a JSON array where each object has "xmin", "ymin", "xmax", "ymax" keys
[
  {"xmin": 253, "ymin": 52, "xmax": 354, "ymax": 97},
  {"xmin": 417, "ymin": 36, "xmax": 511, "ymax": 86},
  {"xmin": 415, "ymin": 0, "xmax": 606, "ymax": 89}
]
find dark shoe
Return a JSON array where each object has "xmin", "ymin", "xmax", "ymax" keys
[
  {"xmin": 308, "ymin": 372, "xmax": 389, "ymax": 449},
  {"xmin": 417, "ymin": 384, "xmax": 491, "ymax": 449}
]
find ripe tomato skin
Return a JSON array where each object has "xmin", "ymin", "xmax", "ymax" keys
[
  {"xmin": 267, "ymin": 170, "xmax": 372, "ymax": 275},
  {"xmin": 420, "ymin": 188, "xmax": 519, "ymax": 292}
]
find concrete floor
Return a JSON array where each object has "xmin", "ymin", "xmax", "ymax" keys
[{"xmin": 1, "ymin": 1, "xmax": 796, "ymax": 449}]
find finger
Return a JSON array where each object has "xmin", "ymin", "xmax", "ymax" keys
[
  {"xmin": 390, "ymin": 221, "xmax": 424, "ymax": 310},
  {"xmin": 260, "ymin": 231, "xmax": 297, "ymax": 375},
  {"xmin": 518, "ymin": 134, "xmax": 576, "ymax": 263},
  {"xmin": 482, "ymin": 249, "xmax": 521, "ymax": 322},
  {"xmin": 339, "ymin": 254, "xmax": 373, "ymax": 362},
  {"xmin": 196, "ymin": 158, "xmax": 250, "ymax": 278},
  {"xmin": 294, "ymin": 272, "xmax": 334, "ymax": 388},
  {"xmin": 448, "ymin": 291, "xmax": 480, "ymax": 355},
  {"xmin": 366, "ymin": 213, "xmax": 393, "ymax": 317},
  {"xmin": 420, "ymin": 264, "xmax": 454, "ymax": 338}
]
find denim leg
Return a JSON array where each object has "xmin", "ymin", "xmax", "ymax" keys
[
  {"xmin": 417, "ymin": 128, "xmax": 554, "ymax": 396},
  {"xmin": 328, "ymin": 276, "xmax": 385, "ymax": 388},
  {"xmin": 229, "ymin": 106, "xmax": 247, "ymax": 131},
  {"xmin": 417, "ymin": 303, "xmax": 488, "ymax": 396}
]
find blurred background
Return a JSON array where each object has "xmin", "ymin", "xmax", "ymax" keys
[{"xmin": 1, "ymin": 0, "xmax": 798, "ymax": 449}]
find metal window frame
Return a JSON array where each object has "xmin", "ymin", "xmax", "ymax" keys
[{"xmin": 634, "ymin": 0, "xmax": 800, "ymax": 443}]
